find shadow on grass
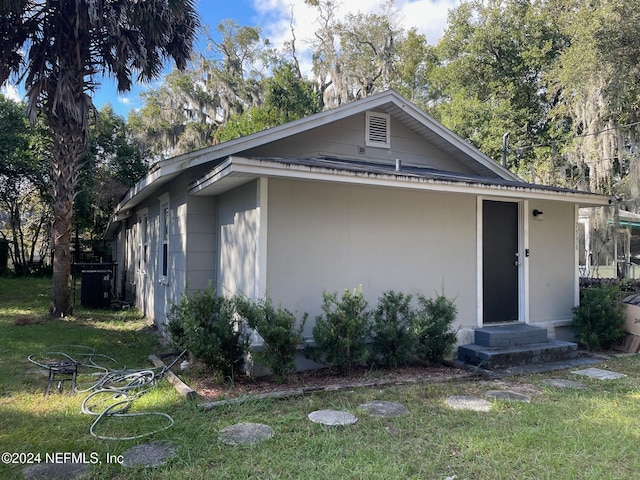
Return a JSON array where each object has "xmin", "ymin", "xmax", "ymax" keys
[
  {"xmin": 0, "ymin": 312, "xmax": 186, "ymax": 480},
  {"xmin": 0, "ymin": 386, "xmax": 187, "ymax": 480}
]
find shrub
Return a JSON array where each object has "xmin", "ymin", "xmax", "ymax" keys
[
  {"xmin": 235, "ymin": 295, "xmax": 307, "ymax": 382},
  {"xmin": 572, "ymin": 286, "xmax": 625, "ymax": 351},
  {"xmin": 370, "ymin": 290, "xmax": 416, "ymax": 368},
  {"xmin": 309, "ymin": 287, "xmax": 371, "ymax": 375},
  {"xmin": 167, "ymin": 288, "xmax": 249, "ymax": 378},
  {"xmin": 414, "ymin": 290, "xmax": 458, "ymax": 365}
]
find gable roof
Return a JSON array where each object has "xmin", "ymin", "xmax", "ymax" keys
[
  {"xmin": 111, "ymin": 89, "xmax": 610, "ymax": 221},
  {"xmin": 115, "ymin": 90, "xmax": 522, "ymax": 211}
]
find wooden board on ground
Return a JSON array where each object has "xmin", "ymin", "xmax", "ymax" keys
[
  {"xmin": 148, "ymin": 354, "xmax": 198, "ymax": 400},
  {"xmin": 613, "ymin": 333, "xmax": 640, "ymax": 353},
  {"xmin": 624, "ymin": 300, "xmax": 640, "ymax": 336}
]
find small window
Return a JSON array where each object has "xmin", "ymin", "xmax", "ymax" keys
[
  {"xmin": 138, "ymin": 213, "xmax": 148, "ymax": 272},
  {"xmin": 161, "ymin": 204, "xmax": 169, "ymax": 278},
  {"xmin": 157, "ymin": 193, "xmax": 170, "ymax": 284},
  {"xmin": 366, "ymin": 111, "xmax": 390, "ymax": 148}
]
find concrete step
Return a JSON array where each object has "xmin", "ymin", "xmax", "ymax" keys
[
  {"xmin": 474, "ymin": 324, "xmax": 548, "ymax": 347},
  {"xmin": 457, "ymin": 340, "xmax": 579, "ymax": 370}
]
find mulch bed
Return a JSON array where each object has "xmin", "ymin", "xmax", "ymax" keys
[{"xmin": 187, "ymin": 363, "xmax": 472, "ymax": 403}]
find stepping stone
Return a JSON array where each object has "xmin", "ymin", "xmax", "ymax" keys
[
  {"xmin": 506, "ymin": 384, "xmax": 543, "ymax": 396},
  {"xmin": 219, "ymin": 422, "xmax": 275, "ymax": 446},
  {"xmin": 445, "ymin": 395, "xmax": 492, "ymax": 412},
  {"xmin": 23, "ymin": 462, "xmax": 88, "ymax": 480},
  {"xmin": 485, "ymin": 390, "xmax": 531, "ymax": 403},
  {"xmin": 543, "ymin": 378, "xmax": 586, "ymax": 389},
  {"xmin": 358, "ymin": 400, "xmax": 410, "ymax": 417},
  {"xmin": 308, "ymin": 409, "xmax": 358, "ymax": 426},
  {"xmin": 571, "ymin": 368, "xmax": 627, "ymax": 380},
  {"xmin": 121, "ymin": 441, "xmax": 178, "ymax": 468}
]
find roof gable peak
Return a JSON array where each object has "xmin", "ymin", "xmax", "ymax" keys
[{"xmin": 163, "ymin": 89, "xmax": 519, "ymax": 181}]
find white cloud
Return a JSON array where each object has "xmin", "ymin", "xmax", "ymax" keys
[
  {"xmin": 252, "ymin": 0, "xmax": 458, "ymax": 54},
  {"xmin": 1, "ymin": 84, "xmax": 23, "ymax": 102},
  {"xmin": 118, "ymin": 96, "xmax": 132, "ymax": 105},
  {"xmin": 398, "ymin": 0, "xmax": 458, "ymax": 44}
]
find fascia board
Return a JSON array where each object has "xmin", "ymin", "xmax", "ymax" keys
[
  {"xmin": 116, "ymin": 167, "xmax": 165, "ymax": 211},
  {"xmin": 189, "ymin": 157, "xmax": 235, "ymax": 194},
  {"xmin": 192, "ymin": 156, "xmax": 611, "ymax": 207}
]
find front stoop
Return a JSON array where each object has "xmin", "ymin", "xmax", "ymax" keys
[{"xmin": 457, "ymin": 324, "xmax": 580, "ymax": 370}]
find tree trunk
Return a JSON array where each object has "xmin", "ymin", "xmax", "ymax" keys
[
  {"xmin": 49, "ymin": 120, "xmax": 85, "ymax": 317},
  {"xmin": 51, "ymin": 201, "xmax": 73, "ymax": 316}
]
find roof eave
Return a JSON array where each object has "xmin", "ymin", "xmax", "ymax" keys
[{"xmin": 190, "ymin": 156, "xmax": 611, "ymax": 207}]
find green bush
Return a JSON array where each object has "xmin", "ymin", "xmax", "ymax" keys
[
  {"xmin": 572, "ymin": 286, "xmax": 625, "ymax": 350},
  {"xmin": 309, "ymin": 287, "xmax": 371, "ymax": 376},
  {"xmin": 167, "ymin": 288, "xmax": 249, "ymax": 378},
  {"xmin": 413, "ymin": 290, "xmax": 458, "ymax": 365},
  {"xmin": 370, "ymin": 290, "xmax": 416, "ymax": 368},
  {"xmin": 235, "ymin": 295, "xmax": 307, "ymax": 382}
]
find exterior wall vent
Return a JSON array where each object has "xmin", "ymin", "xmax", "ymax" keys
[{"xmin": 365, "ymin": 111, "xmax": 390, "ymax": 149}]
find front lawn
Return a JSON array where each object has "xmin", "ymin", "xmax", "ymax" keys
[{"xmin": 1, "ymin": 277, "xmax": 640, "ymax": 479}]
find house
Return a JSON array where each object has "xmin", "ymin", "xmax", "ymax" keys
[
  {"xmin": 106, "ymin": 90, "xmax": 610, "ymax": 368},
  {"xmin": 579, "ymin": 208, "xmax": 640, "ymax": 280}
]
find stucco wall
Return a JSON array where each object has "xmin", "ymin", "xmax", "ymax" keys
[
  {"xmin": 217, "ymin": 181, "xmax": 259, "ymax": 298},
  {"xmin": 528, "ymin": 200, "xmax": 577, "ymax": 324},
  {"xmin": 117, "ymin": 172, "xmax": 581, "ymax": 344},
  {"xmin": 265, "ymin": 178, "xmax": 478, "ymax": 337}
]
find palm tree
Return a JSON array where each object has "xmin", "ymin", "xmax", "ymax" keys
[{"xmin": 0, "ymin": 0, "xmax": 199, "ymax": 316}]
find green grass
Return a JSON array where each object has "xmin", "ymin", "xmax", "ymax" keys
[{"xmin": 2, "ymin": 277, "xmax": 640, "ymax": 479}]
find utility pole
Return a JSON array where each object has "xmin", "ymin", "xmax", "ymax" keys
[{"xmin": 502, "ymin": 132, "xmax": 510, "ymax": 168}]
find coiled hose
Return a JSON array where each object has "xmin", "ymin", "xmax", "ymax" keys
[{"xmin": 28, "ymin": 346, "xmax": 186, "ymax": 440}]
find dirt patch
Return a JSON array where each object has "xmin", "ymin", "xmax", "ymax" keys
[
  {"xmin": 13, "ymin": 316, "xmax": 45, "ymax": 326},
  {"xmin": 187, "ymin": 363, "xmax": 471, "ymax": 401}
]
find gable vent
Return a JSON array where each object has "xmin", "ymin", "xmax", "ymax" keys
[{"xmin": 366, "ymin": 111, "xmax": 390, "ymax": 148}]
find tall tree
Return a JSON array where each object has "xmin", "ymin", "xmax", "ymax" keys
[
  {"xmin": 128, "ymin": 68, "xmax": 215, "ymax": 159},
  {"xmin": 216, "ymin": 61, "xmax": 321, "ymax": 142},
  {"xmin": 75, "ymin": 104, "xmax": 150, "ymax": 260},
  {"xmin": 336, "ymin": 3, "xmax": 402, "ymax": 100},
  {"xmin": 429, "ymin": 0, "xmax": 566, "ymax": 175},
  {"xmin": 0, "ymin": 0, "xmax": 198, "ymax": 316},
  {"xmin": 305, "ymin": 0, "xmax": 406, "ymax": 108},
  {"xmin": 549, "ymin": 0, "xmax": 640, "ymax": 196},
  {"xmin": 391, "ymin": 28, "xmax": 434, "ymax": 109},
  {"xmin": 129, "ymin": 20, "xmax": 274, "ymax": 158},
  {"xmin": 0, "ymin": 94, "xmax": 51, "ymax": 275}
]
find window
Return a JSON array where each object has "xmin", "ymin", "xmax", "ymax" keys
[
  {"xmin": 160, "ymin": 203, "xmax": 169, "ymax": 279},
  {"xmin": 365, "ymin": 111, "xmax": 391, "ymax": 148},
  {"xmin": 158, "ymin": 194, "xmax": 170, "ymax": 283},
  {"xmin": 138, "ymin": 212, "xmax": 148, "ymax": 272}
]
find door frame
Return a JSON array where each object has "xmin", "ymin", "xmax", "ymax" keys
[{"xmin": 476, "ymin": 196, "xmax": 529, "ymax": 326}]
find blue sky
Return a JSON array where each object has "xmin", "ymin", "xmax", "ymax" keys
[
  {"xmin": 92, "ymin": 0, "xmax": 260, "ymax": 117},
  {"xmin": 2, "ymin": 0, "xmax": 457, "ymax": 118}
]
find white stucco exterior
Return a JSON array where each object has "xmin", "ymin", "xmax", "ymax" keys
[
  {"xmin": 207, "ymin": 178, "xmax": 591, "ymax": 344},
  {"xmin": 265, "ymin": 178, "xmax": 477, "ymax": 337}
]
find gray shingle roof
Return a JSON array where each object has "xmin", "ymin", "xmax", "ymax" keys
[{"xmin": 250, "ymin": 156, "xmax": 602, "ymax": 197}]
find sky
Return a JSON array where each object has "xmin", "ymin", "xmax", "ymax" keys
[{"xmin": 2, "ymin": 0, "xmax": 459, "ymax": 118}]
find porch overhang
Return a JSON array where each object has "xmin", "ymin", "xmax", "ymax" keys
[{"xmin": 189, "ymin": 156, "xmax": 612, "ymax": 207}]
